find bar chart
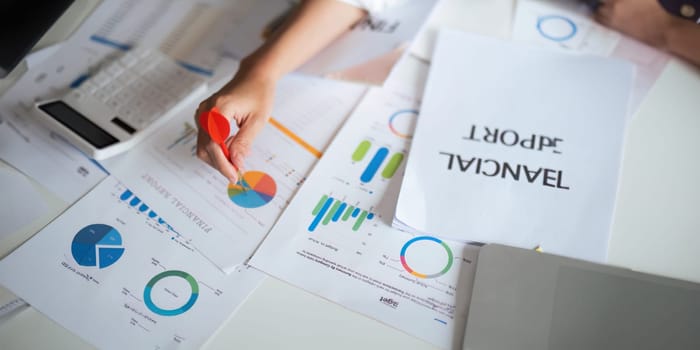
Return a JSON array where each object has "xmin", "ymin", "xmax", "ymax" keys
[
  {"xmin": 351, "ymin": 140, "xmax": 404, "ymax": 183},
  {"xmin": 308, "ymin": 194, "xmax": 375, "ymax": 232}
]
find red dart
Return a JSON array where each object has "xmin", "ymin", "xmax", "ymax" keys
[
  {"xmin": 199, "ymin": 107, "xmax": 248, "ymax": 189},
  {"xmin": 199, "ymin": 107, "xmax": 231, "ymax": 159}
]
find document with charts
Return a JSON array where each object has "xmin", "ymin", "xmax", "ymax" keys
[
  {"xmin": 250, "ymin": 87, "xmax": 481, "ymax": 350},
  {"xmin": 394, "ymin": 30, "xmax": 635, "ymax": 263},
  {"xmin": 511, "ymin": 0, "xmax": 669, "ymax": 110},
  {"xmin": 102, "ymin": 74, "xmax": 367, "ymax": 272},
  {"xmin": 0, "ymin": 176, "xmax": 264, "ymax": 350}
]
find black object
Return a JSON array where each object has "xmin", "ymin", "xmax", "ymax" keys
[
  {"xmin": 0, "ymin": 0, "xmax": 74, "ymax": 78},
  {"xmin": 38, "ymin": 101, "xmax": 118, "ymax": 149},
  {"xmin": 581, "ymin": 0, "xmax": 603, "ymax": 11},
  {"xmin": 658, "ymin": 0, "xmax": 700, "ymax": 22}
]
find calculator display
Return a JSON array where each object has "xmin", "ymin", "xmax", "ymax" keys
[{"xmin": 38, "ymin": 100, "xmax": 118, "ymax": 149}]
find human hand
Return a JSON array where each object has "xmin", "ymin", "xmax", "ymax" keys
[
  {"xmin": 594, "ymin": 0, "xmax": 673, "ymax": 48},
  {"xmin": 195, "ymin": 71, "xmax": 276, "ymax": 184}
]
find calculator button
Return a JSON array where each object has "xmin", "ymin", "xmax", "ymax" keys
[
  {"xmin": 91, "ymin": 72, "xmax": 111, "ymax": 87},
  {"xmin": 70, "ymin": 47, "xmax": 205, "ymax": 142},
  {"xmin": 118, "ymin": 53, "xmax": 139, "ymax": 67},
  {"xmin": 102, "ymin": 81, "xmax": 122, "ymax": 97},
  {"xmin": 104, "ymin": 63, "xmax": 123, "ymax": 77},
  {"xmin": 94, "ymin": 90, "xmax": 110, "ymax": 102},
  {"xmin": 79, "ymin": 82, "xmax": 99, "ymax": 94}
]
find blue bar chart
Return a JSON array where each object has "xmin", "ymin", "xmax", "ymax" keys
[
  {"xmin": 119, "ymin": 188, "xmax": 178, "ymax": 234},
  {"xmin": 308, "ymin": 194, "xmax": 375, "ymax": 232},
  {"xmin": 352, "ymin": 140, "xmax": 404, "ymax": 183}
]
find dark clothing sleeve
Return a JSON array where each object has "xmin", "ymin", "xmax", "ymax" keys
[{"xmin": 658, "ymin": 0, "xmax": 700, "ymax": 22}]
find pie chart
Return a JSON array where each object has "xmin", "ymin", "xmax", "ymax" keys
[
  {"xmin": 71, "ymin": 224, "xmax": 125, "ymax": 269},
  {"xmin": 227, "ymin": 171, "xmax": 277, "ymax": 209}
]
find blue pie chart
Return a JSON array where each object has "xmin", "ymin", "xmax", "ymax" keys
[{"xmin": 71, "ymin": 224, "xmax": 125, "ymax": 269}]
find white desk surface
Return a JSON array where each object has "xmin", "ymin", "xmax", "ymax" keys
[{"xmin": 1, "ymin": 0, "xmax": 699, "ymax": 349}]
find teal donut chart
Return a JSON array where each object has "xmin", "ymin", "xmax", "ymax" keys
[{"xmin": 143, "ymin": 270, "xmax": 199, "ymax": 316}]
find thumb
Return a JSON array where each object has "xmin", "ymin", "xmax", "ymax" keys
[{"xmin": 228, "ymin": 114, "xmax": 267, "ymax": 171}]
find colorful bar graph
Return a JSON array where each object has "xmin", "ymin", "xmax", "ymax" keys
[
  {"xmin": 352, "ymin": 140, "xmax": 405, "ymax": 183},
  {"xmin": 323, "ymin": 201, "xmax": 342, "ymax": 225},
  {"xmin": 352, "ymin": 141, "xmax": 372, "ymax": 162},
  {"xmin": 309, "ymin": 196, "xmax": 334, "ymax": 232},
  {"xmin": 308, "ymin": 195, "xmax": 374, "ymax": 232},
  {"xmin": 341, "ymin": 206, "xmax": 354, "ymax": 221},
  {"xmin": 312, "ymin": 195, "xmax": 329, "ymax": 215},
  {"xmin": 381, "ymin": 153, "xmax": 404, "ymax": 179},
  {"xmin": 332, "ymin": 203, "xmax": 347, "ymax": 222},
  {"xmin": 361, "ymin": 147, "xmax": 389, "ymax": 183}
]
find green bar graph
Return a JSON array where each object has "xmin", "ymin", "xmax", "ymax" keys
[
  {"xmin": 308, "ymin": 195, "xmax": 375, "ymax": 233},
  {"xmin": 352, "ymin": 140, "xmax": 372, "ymax": 162},
  {"xmin": 352, "ymin": 211, "xmax": 369, "ymax": 231},
  {"xmin": 322, "ymin": 200, "xmax": 342, "ymax": 225},
  {"xmin": 381, "ymin": 153, "xmax": 404, "ymax": 179},
  {"xmin": 341, "ymin": 206, "xmax": 355, "ymax": 221},
  {"xmin": 312, "ymin": 195, "xmax": 329, "ymax": 215}
]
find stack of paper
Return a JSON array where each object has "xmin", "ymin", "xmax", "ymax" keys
[
  {"xmin": 0, "ymin": 0, "xmax": 439, "ymax": 347},
  {"xmin": 393, "ymin": 29, "xmax": 635, "ymax": 262},
  {"xmin": 250, "ymin": 86, "xmax": 481, "ymax": 350}
]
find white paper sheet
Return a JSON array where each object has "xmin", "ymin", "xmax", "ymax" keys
[
  {"xmin": 0, "ymin": 176, "xmax": 264, "ymax": 350},
  {"xmin": 102, "ymin": 74, "xmax": 367, "ymax": 272},
  {"xmin": 0, "ymin": 166, "xmax": 49, "ymax": 240},
  {"xmin": 222, "ymin": 0, "xmax": 438, "ymax": 84},
  {"xmin": 394, "ymin": 30, "xmax": 635, "ymax": 263},
  {"xmin": 511, "ymin": 0, "xmax": 669, "ymax": 110},
  {"xmin": 0, "ymin": 109, "xmax": 108, "ymax": 203},
  {"xmin": 250, "ymin": 87, "xmax": 480, "ymax": 350}
]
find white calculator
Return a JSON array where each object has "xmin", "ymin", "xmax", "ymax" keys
[{"xmin": 34, "ymin": 48, "xmax": 208, "ymax": 160}]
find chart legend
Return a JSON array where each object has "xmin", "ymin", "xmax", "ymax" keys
[
  {"xmin": 308, "ymin": 195, "xmax": 375, "ymax": 232},
  {"xmin": 227, "ymin": 171, "xmax": 277, "ymax": 208}
]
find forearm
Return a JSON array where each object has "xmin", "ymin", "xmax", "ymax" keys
[
  {"xmin": 238, "ymin": 0, "xmax": 366, "ymax": 81},
  {"xmin": 665, "ymin": 20, "xmax": 700, "ymax": 66}
]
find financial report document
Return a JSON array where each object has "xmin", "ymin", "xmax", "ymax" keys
[
  {"xmin": 394, "ymin": 30, "xmax": 635, "ymax": 262},
  {"xmin": 103, "ymin": 74, "xmax": 367, "ymax": 272},
  {"xmin": 0, "ymin": 176, "xmax": 264, "ymax": 350},
  {"xmin": 250, "ymin": 87, "xmax": 481, "ymax": 350}
]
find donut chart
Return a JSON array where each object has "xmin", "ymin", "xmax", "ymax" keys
[
  {"xmin": 143, "ymin": 270, "xmax": 199, "ymax": 316},
  {"xmin": 388, "ymin": 109, "xmax": 419, "ymax": 139},
  {"xmin": 400, "ymin": 236, "xmax": 453, "ymax": 279},
  {"xmin": 537, "ymin": 15, "xmax": 577, "ymax": 42},
  {"xmin": 227, "ymin": 171, "xmax": 277, "ymax": 208}
]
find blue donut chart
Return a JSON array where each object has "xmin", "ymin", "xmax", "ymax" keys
[
  {"xmin": 537, "ymin": 15, "xmax": 577, "ymax": 42},
  {"xmin": 143, "ymin": 270, "xmax": 199, "ymax": 316}
]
